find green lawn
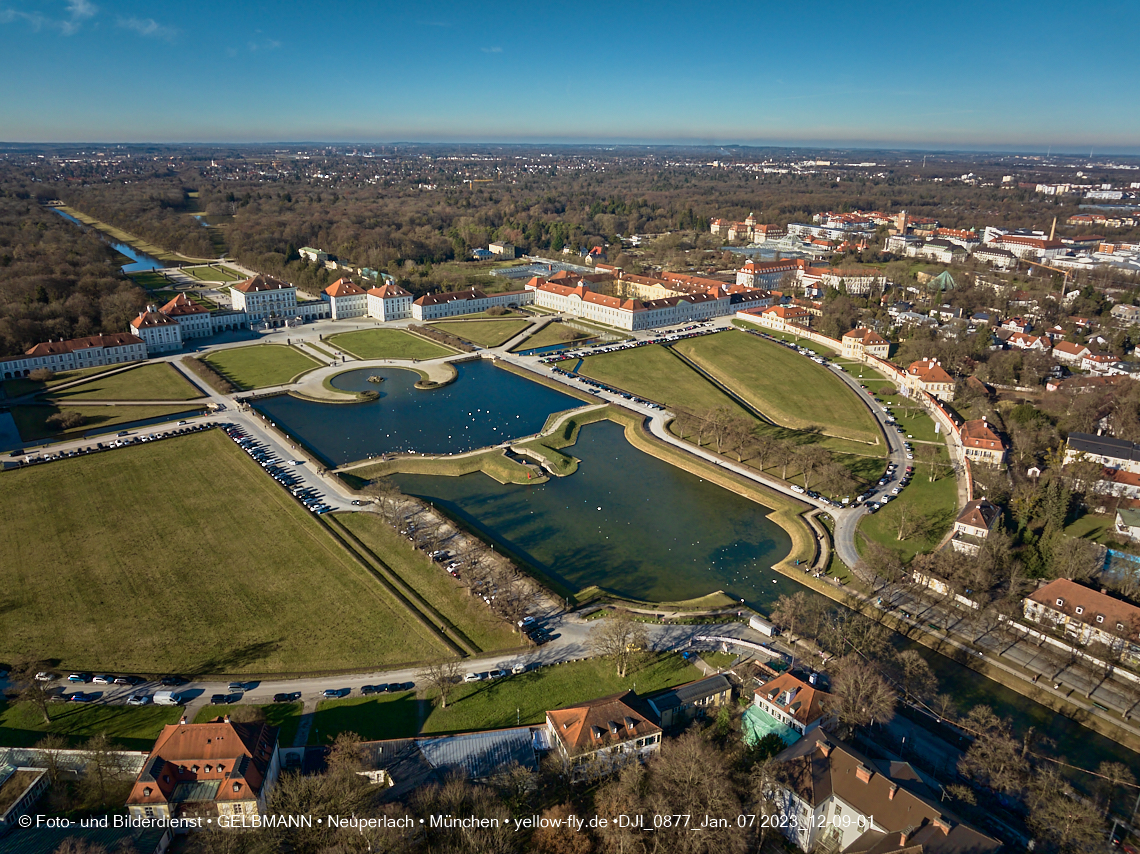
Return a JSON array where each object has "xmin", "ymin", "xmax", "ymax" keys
[
  {"xmin": 676, "ymin": 330, "xmax": 882, "ymax": 445},
  {"xmin": 127, "ymin": 270, "xmax": 173, "ymax": 291},
  {"xmin": 1064, "ymin": 512, "xmax": 1118, "ymax": 546},
  {"xmin": 572, "ymin": 344, "xmax": 750, "ymax": 417},
  {"xmin": 326, "ymin": 328, "xmax": 455, "ymax": 361},
  {"xmin": 430, "ymin": 319, "xmax": 531, "ymax": 348},
  {"xmin": 181, "ymin": 265, "xmax": 242, "ymax": 283},
  {"xmin": 0, "ymin": 699, "xmax": 184, "ymax": 750},
  {"xmin": 733, "ymin": 320, "xmax": 839, "ymax": 355},
  {"xmin": 308, "ymin": 654, "xmax": 703, "ymax": 742},
  {"xmin": 192, "ymin": 703, "xmax": 303, "ymax": 747},
  {"xmin": 509, "ymin": 322, "xmax": 589, "ymax": 352},
  {"xmin": 857, "ymin": 443, "xmax": 959, "ymax": 561},
  {"xmin": 202, "ymin": 344, "xmax": 320, "ymax": 390},
  {"xmin": 10, "ymin": 403, "xmax": 202, "ymax": 442},
  {"xmin": 2, "ymin": 365, "xmax": 122, "ymax": 399},
  {"xmin": 0, "ymin": 429, "xmax": 450, "ymax": 673},
  {"xmin": 49, "ymin": 364, "xmax": 203, "ymax": 401},
  {"xmin": 336, "ymin": 513, "xmax": 521, "ymax": 653},
  {"xmin": 879, "ymin": 398, "xmax": 941, "ymax": 443}
]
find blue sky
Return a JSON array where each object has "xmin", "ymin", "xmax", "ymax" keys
[{"xmin": 2, "ymin": 0, "xmax": 1138, "ymax": 152}]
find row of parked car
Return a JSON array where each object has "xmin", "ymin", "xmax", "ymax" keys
[
  {"xmin": 862, "ymin": 462, "xmax": 915, "ymax": 513},
  {"xmin": 8, "ymin": 421, "xmax": 210, "ymax": 467},
  {"xmin": 223, "ymin": 425, "xmax": 332, "ymax": 513},
  {"xmin": 537, "ymin": 322, "xmax": 720, "ymax": 366}
]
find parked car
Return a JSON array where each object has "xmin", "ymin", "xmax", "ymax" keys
[
  {"xmin": 322, "ymin": 688, "xmax": 350, "ymax": 699},
  {"xmin": 161, "ymin": 675, "xmax": 189, "ymax": 686},
  {"xmin": 487, "ymin": 669, "xmax": 507, "ymax": 680},
  {"xmin": 69, "ymin": 692, "xmax": 95, "ymax": 703},
  {"xmin": 127, "ymin": 693, "xmax": 151, "ymax": 706},
  {"xmin": 68, "ymin": 672, "xmax": 93, "ymax": 683},
  {"xmin": 35, "ymin": 672, "xmax": 56, "ymax": 681},
  {"xmin": 361, "ymin": 684, "xmax": 388, "ymax": 695},
  {"xmin": 92, "ymin": 674, "xmax": 115, "ymax": 685},
  {"xmin": 464, "ymin": 672, "xmax": 486, "ymax": 683}
]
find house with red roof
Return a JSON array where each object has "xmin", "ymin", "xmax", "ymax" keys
[
  {"xmin": 960, "ymin": 418, "xmax": 1006, "ymax": 465},
  {"xmin": 546, "ymin": 692, "xmax": 661, "ymax": 779},
  {"xmin": 130, "ymin": 306, "xmax": 183, "ymax": 353},
  {"xmin": 841, "ymin": 327, "xmax": 890, "ymax": 359},
  {"xmin": 951, "ymin": 498, "xmax": 1003, "ymax": 555},
  {"xmin": 748, "ymin": 304, "xmax": 812, "ymax": 333},
  {"xmin": 1052, "ymin": 340, "xmax": 1090, "ymax": 363},
  {"xmin": 1024, "ymin": 579, "xmax": 1140, "ymax": 663},
  {"xmin": 412, "ymin": 288, "xmax": 532, "ymax": 321},
  {"xmin": 902, "ymin": 359, "xmax": 955, "ymax": 402},
  {"xmin": 126, "ymin": 716, "xmax": 281, "ymax": 821},
  {"xmin": 366, "ymin": 282, "xmax": 413, "ymax": 321},
  {"xmin": 323, "ymin": 277, "xmax": 368, "ymax": 320},
  {"xmin": 160, "ymin": 293, "xmax": 213, "ymax": 340}
]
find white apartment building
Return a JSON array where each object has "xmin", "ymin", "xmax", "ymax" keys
[
  {"xmin": 411, "ymin": 288, "xmax": 532, "ymax": 320},
  {"xmin": 366, "ymin": 283, "xmax": 414, "ymax": 321},
  {"xmin": 0, "ymin": 333, "xmax": 147, "ymax": 378},
  {"xmin": 323, "ymin": 278, "xmax": 368, "ymax": 320}
]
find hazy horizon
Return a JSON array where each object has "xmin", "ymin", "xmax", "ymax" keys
[{"xmin": 2, "ymin": 0, "xmax": 1138, "ymax": 154}]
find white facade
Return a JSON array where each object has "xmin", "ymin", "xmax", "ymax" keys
[
  {"xmin": 412, "ymin": 289, "xmax": 532, "ymax": 321},
  {"xmin": 230, "ymin": 276, "xmax": 298, "ymax": 326},
  {"xmin": 366, "ymin": 287, "xmax": 413, "ymax": 321},
  {"xmin": 0, "ymin": 334, "xmax": 148, "ymax": 378}
]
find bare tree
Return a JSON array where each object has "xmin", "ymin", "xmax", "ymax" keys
[
  {"xmin": 890, "ymin": 650, "xmax": 938, "ymax": 703},
  {"xmin": 588, "ymin": 613, "xmax": 648, "ymax": 678},
  {"xmin": 417, "ymin": 660, "xmax": 464, "ymax": 709},
  {"xmin": 957, "ymin": 706, "xmax": 1027, "ymax": 795},
  {"xmin": 366, "ymin": 476, "xmax": 404, "ymax": 525},
  {"xmin": 828, "ymin": 656, "xmax": 897, "ymax": 732},
  {"xmin": 79, "ymin": 733, "xmax": 131, "ymax": 811},
  {"xmin": 9, "ymin": 659, "xmax": 56, "ymax": 724},
  {"xmin": 1026, "ymin": 766, "xmax": 1106, "ymax": 853}
]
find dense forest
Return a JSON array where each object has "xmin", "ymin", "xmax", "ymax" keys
[{"xmin": 0, "ymin": 189, "xmax": 145, "ymax": 357}]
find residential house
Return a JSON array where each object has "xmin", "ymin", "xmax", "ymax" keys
[
  {"xmin": 960, "ymin": 418, "xmax": 1006, "ymax": 465},
  {"xmin": 1053, "ymin": 340, "xmax": 1091, "ymax": 363},
  {"xmin": 1023, "ymin": 578, "xmax": 1140, "ymax": 662},
  {"xmin": 749, "ymin": 304, "xmax": 812, "ymax": 333},
  {"xmin": 1065, "ymin": 433, "xmax": 1140, "ymax": 474},
  {"xmin": 841, "ymin": 328, "xmax": 890, "ymax": 359},
  {"xmin": 1117, "ymin": 509, "xmax": 1140, "ymax": 542},
  {"xmin": 769, "ymin": 730, "xmax": 1001, "ymax": 853},
  {"xmin": 905, "ymin": 238, "xmax": 966, "ymax": 265},
  {"xmin": 323, "ymin": 278, "xmax": 368, "ymax": 320},
  {"xmin": 298, "ymin": 247, "xmax": 328, "ymax": 264},
  {"xmin": 1093, "ymin": 468, "xmax": 1140, "ymax": 500},
  {"xmin": 488, "ymin": 241, "xmax": 517, "ymax": 258},
  {"xmin": 1110, "ymin": 304, "xmax": 1140, "ymax": 325},
  {"xmin": 951, "ymin": 498, "xmax": 1002, "ymax": 555},
  {"xmin": 230, "ymin": 274, "xmax": 298, "ymax": 327},
  {"xmin": 1006, "ymin": 331, "xmax": 1049, "ymax": 351},
  {"xmin": 126, "ymin": 716, "xmax": 281, "ymax": 821},
  {"xmin": 1082, "ymin": 352, "xmax": 1120, "ymax": 373},
  {"xmin": 546, "ymin": 692, "xmax": 662, "ymax": 779},
  {"xmin": 1001, "ymin": 316, "xmax": 1033, "ymax": 334},
  {"xmin": 902, "ymin": 359, "xmax": 955, "ymax": 402},
  {"xmin": 366, "ymin": 283, "xmax": 414, "ymax": 322},
  {"xmin": 750, "ymin": 673, "xmax": 831, "ymax": 745},
  {"xmin": 645, "ymin": 675, "xmax": 733, "ymax": 729},
  {"xmin": 0, "ymin": 333, "xmax": 148, "ymax": 379}
]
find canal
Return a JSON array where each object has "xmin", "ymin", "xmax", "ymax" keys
[{"xmin": 49, "ymin": 208, "xmax": 168, "ymax": 273}]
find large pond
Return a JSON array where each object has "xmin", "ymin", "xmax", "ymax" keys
[
  {"xmin": 395, "ymin": 420, "xmax": 796, "ymax": 604},
  {"xmin": 50, "ymin": 208, "xmax": 168, "ymax": 273},
  {"xmin": 252, "ymin": 360, "xmax": 584, "ymax": 466}
]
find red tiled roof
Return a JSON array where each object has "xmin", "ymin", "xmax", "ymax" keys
[
  {"xmin": 754, "ymin": 673, "xmax": 830, "ymax": 728},
  {"xmin": 325, "ymin": 278, "xmax": 366, "ymax": 297},
  {"xmin": 130, "ymin": 310, "xmax": 178, "ymax": 329},
  {"xmin": 1027, "ymin": 579, "xmax": 1140, "ymax": 640},
  {"xmin": 126, "ymin": 718, "xmax": 279, "ymax": 808},
  {"xmin": 906, "ymin": 359, "xmax": 954, "ymax": 386},
  {"xmin": 24, "ymin": 333, "xmax": 145, "ymax": 356},
  {"xmin": 843, "ymin": 327, "xmax": 888, "ymax": 347},
  {"xmin": 367, "ymin": 283, "xmax": 411, "ymax": 298},
  {"xmin": 160, "ymin": 294, "xmax": 209, "ymax": 317},
  {"xmin": 414, "ymin": 288, "xmax": 488, "ymax": 306},
  {"xmin": 232, "ymin": 274, "xmax": 291, "ymax": 293},
  {"xmin": 957, "ymin": 498, "xmax": 1001, "ymax": 530},
  {"xmin": 546, "ymin": 692, "xmax": 660, "ymax": 757}
]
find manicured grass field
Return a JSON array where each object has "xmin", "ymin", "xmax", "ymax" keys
[
  {"xmin": 202, "ymin": 344, "xmax": 320, "ymax": 390},
  {"xmin": 127, "ymin": 270, "xmax": 173, "ymax": 290},
  {"xmin": 0, "ymin": 699, "xmax": 184, "ymax": 750},
  {"xmin": 572, "ymin": 344, "xmax": 751, "ymax": 417},
  {"xmin": 181, "ymin": 265, "xmax": 242, "ymax": 283},
  {"xmin": 336, "ymin": 513, "xmax": 521, "ymax": 653},
  {"xmin": 734, "ymin": 320, "xmax": 839, "ymax": 355},
  {"xmin": 50, "ymin": 364, "xmax": 203, "ymax": 401},
  {"xmin": 308, "ymin": 654, "xmax": 702, "ymax": 742},
  {"xmin": 327, "ymin": 328, "xmax": 455, "ymax": 361},
  {"xmin": 0, "ymin": 429, "xmax": 450, "ymax": 673},
  {"xmin": 193, "ymin": 703, "xmax": 303, "ymax": 747},
  {"xmin": 1064, "ymin": 512, "xmax": 1118, "ymax": 546},
  {"xmin": 509, "ymin": 322, "xmax": 588, "ymax": 352},
  {"xmin": 857, "ymin": 442, "xmax": 958, "ymax": 561},
  {"xmin": 2, "ymin": 365, "xmax": 120, "ymax": 399},
  {"xmin": 676, "ymin": 330, "xmax": 881, "ymax": 445},
  {"xmin": 11, "ymin": 403, "xmax": 202, "ymax": 442},
  {"xmin": 879, "ymin": 397, "xmax": 941, "ymax": 443},
  {"xmin": 430, "ymin": 319, "xmax": 531, "ymax": 348}
]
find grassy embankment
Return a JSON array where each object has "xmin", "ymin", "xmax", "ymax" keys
[
  {"xmin": 10, "ymin": 404, "xmax": 202, "ymax": 442},
  {"xmin": 202, "ymin": 344, "xmax": 320, "ymax": 390},
  {"xmin": 0, "ymin": 700, "xmax": 184, "ymax": 750},
  {"xmin": 48, "ymin": 363, "xmax": 203, "ymax": 401},
  {"xmin": 2, "ymin": 365, "xmax": 127, "ymax": 399},
  {"xmin": 192, "ymin": 703, "xmax": 303, "ymax": 747},
  {"xmin": 306, "ymin": 653, "xmax": 703, "ymax": 743},
  {"xmin": 180, "ymin": 264, "xmax": 243, "ymax": 283},
  {"xmin": 0, "ymin": 429, "xmax": 450, "ymax": 674},
  {"xmin": 326, "ymin": 328, "xmax": 456, "ymax": 361},
  {"xmin": 429, "ymin": 319, "xmax": 531, "ymax": 348}
]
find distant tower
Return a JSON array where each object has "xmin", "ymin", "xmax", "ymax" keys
[
  {"xmin": 1049, "ymin": 216, "xmax": 1057, "ymax": 241},
  {"xmin": 896, "ymin": 210, "xmax": 909, "ymax": 233}
]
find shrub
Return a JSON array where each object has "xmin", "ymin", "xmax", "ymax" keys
[
  {"xmin": 46, "ymin": 411, "xmax": 87, "ymax": 429},
  {"xmin": 28, "ymin": 368, "xmax": 55, "ymax": 382},
  {"xmin": 485, "ymin": 305, "xmax": 509, "ymax": 316}
]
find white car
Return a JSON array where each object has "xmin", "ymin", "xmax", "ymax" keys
[
  {"xmin": 35, "ymin": 672, "xmax": 56, "ymax": 681},
  {"xmin": 790, "ymin": 485, "xmax": 806, "ymax": 494}
]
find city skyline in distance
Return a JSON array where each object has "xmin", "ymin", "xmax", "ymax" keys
[{"xmin": 1, "ymin": 0, "xmax": 1138, "ymax": 154}]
